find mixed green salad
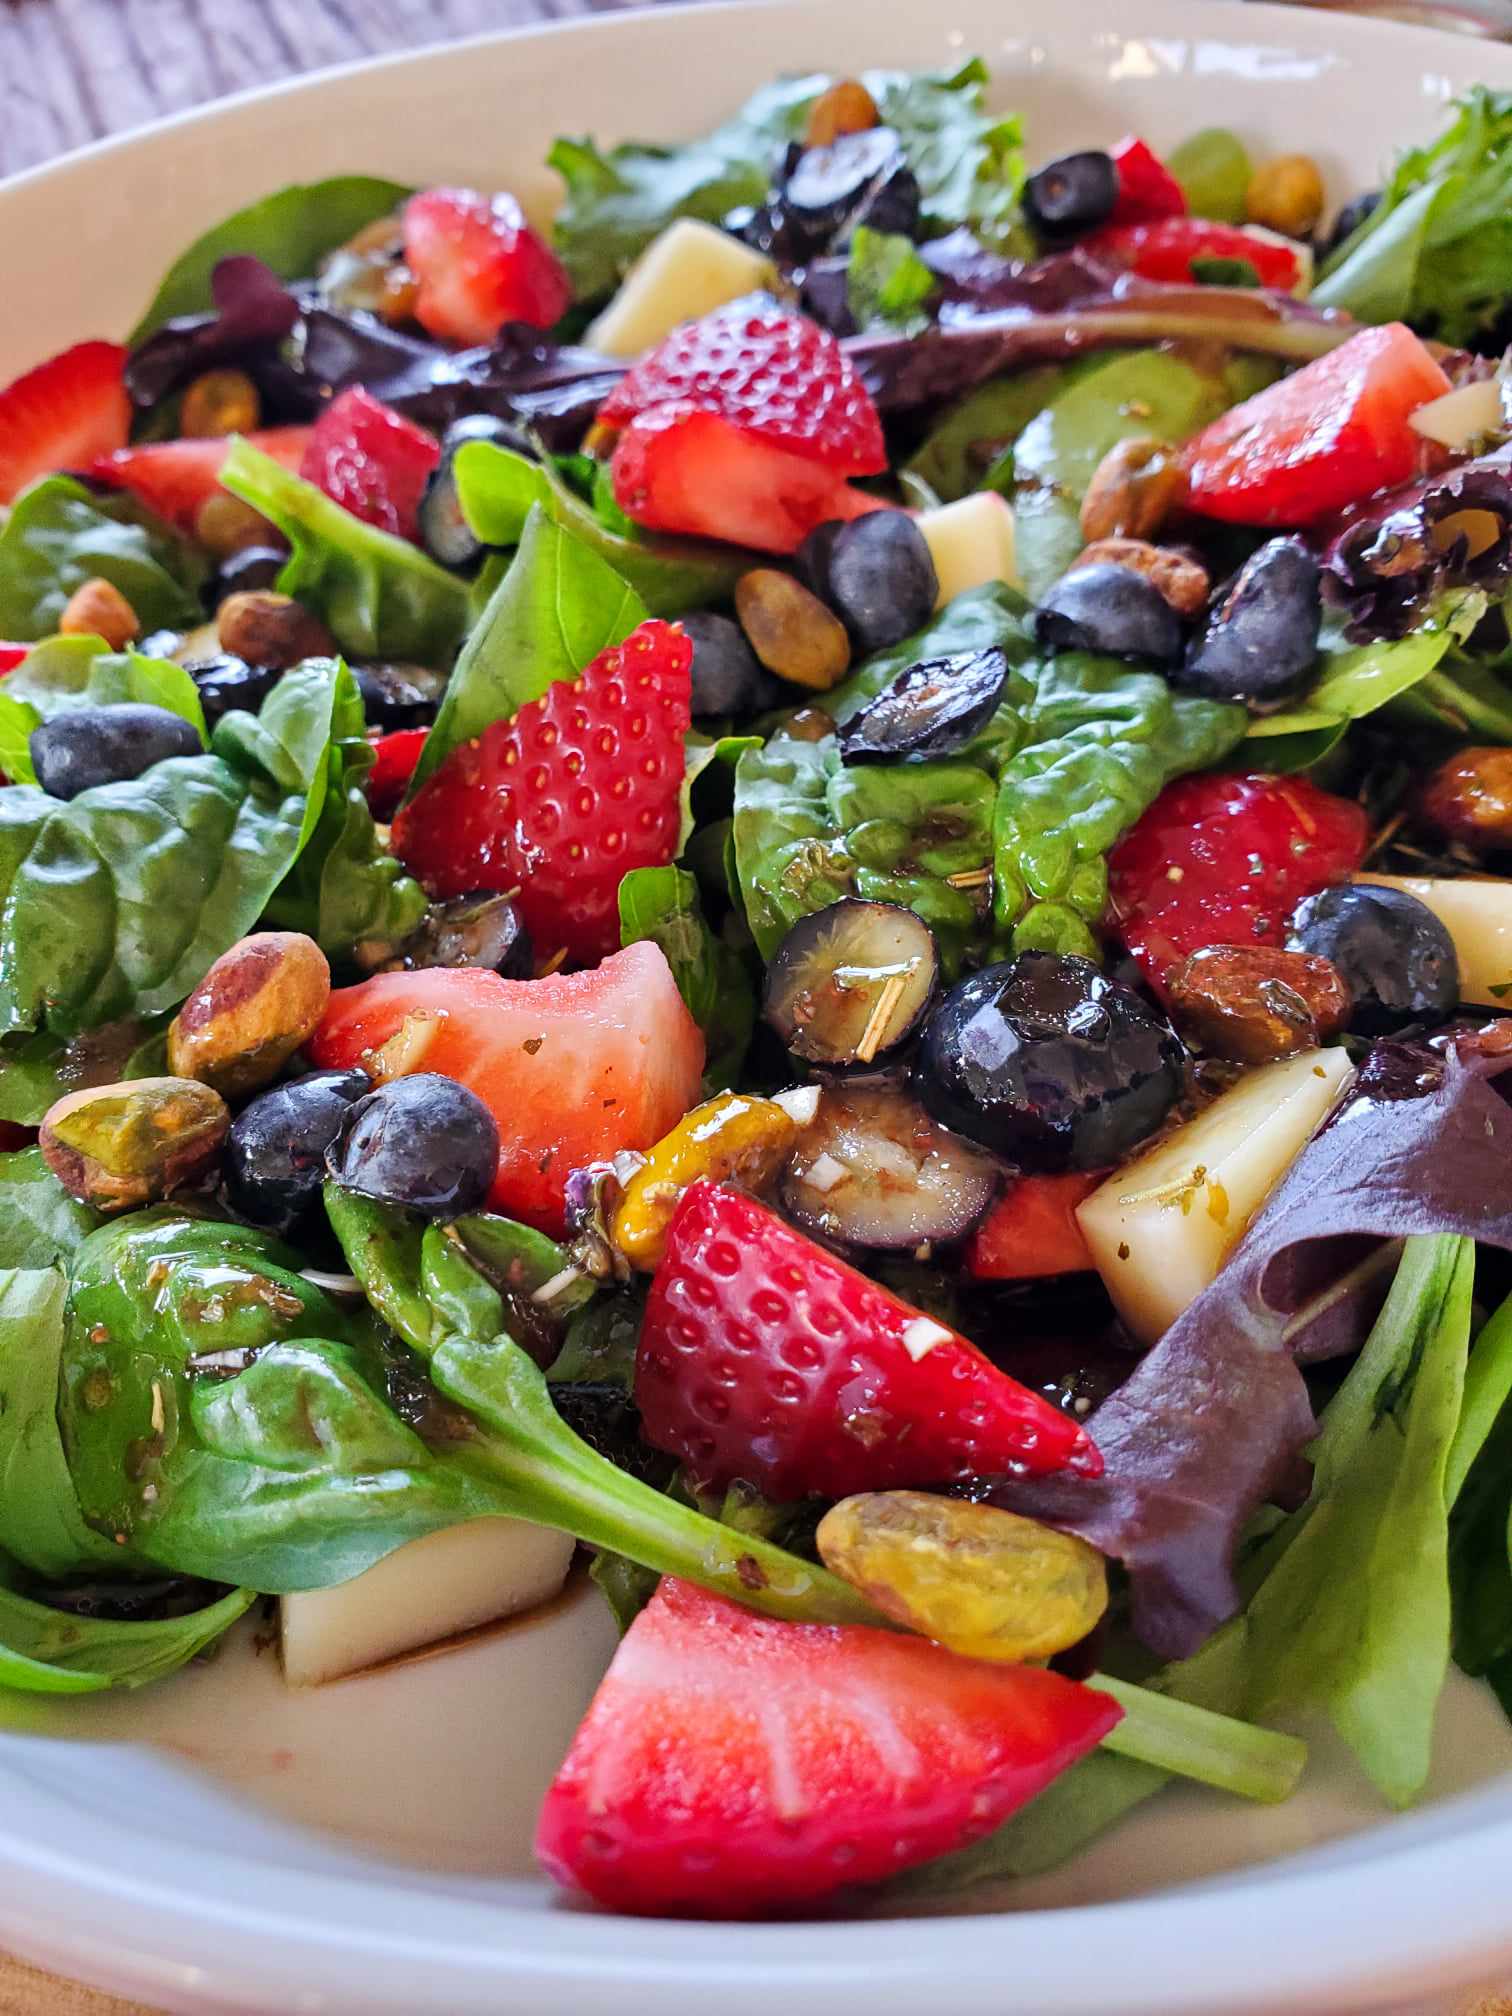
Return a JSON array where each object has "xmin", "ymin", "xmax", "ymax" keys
[{"xmin": 3, "ymin": 59, "xmax": 1512, "ymax": 1920}]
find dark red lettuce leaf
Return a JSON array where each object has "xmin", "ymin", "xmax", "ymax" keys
[
  {"xmin": 993, "ymin": 1030, "xmax": 1512, "ymax": 1660},
  {"xmin": 1322, "ymin": 448, "xmax": 1512, "ymax": 640},
  {"xmin": 125, "ymin": 254, "xmax": 302, "ymax": 408}
]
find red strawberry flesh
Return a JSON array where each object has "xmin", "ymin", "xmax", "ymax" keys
[
  {"xmin": 0, "ymin": 341, "xmax": 131, "ymax": 506},
  {"xmin": 300, "ymin": 387, "xmax": 440, "ymax": 542},
  {"xmin": 91, "ymin": 427, "xmax": 311, "ymax": 534},
  {"xmin": 404, "ymin": 187, "xmax": 572, "ymax": 347}
]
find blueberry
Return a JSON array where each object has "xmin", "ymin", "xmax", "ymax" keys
[
  {"xmin": 184, "ymin": 654, "xmax": 281, "ymax": 725},
  {"xmin": 680, "ymin": 611, "xmax": 782, "ymax": 717},
  {"xmin": 915, "ymin": 951, "xmax": 1186, "ymax": 1171},
  {"xmin": 210, "ymin": 545, "xmax": 288, "ymax": 607},
  {"xmin": 353, "ymin": 660, "xmax": 447, "ymax": 731},
  {"xmin": 1034, "ymin": 563, "xmax": 1183, "ymax": 667},
  {"xmin": 418, "ymin": 417, "xmax": 522, "ymax": 570},
  {"xmin": 1176, "ymin": 538, "xmax": 1321, "ymax": 708},
  {"xmin": 824, "ymin": 512, "xmax": 939, "ymax": 654},
  {"xmin": 388, "ymin": 893, "xmax": 534, "ymax": 979},
  {"xmin": 1287, "ymin": 884, "xmax": 1459, "ymax": 1035},
  {"xmin": 1023, "ymin": 151, "xmax": 1119, "ymax": 243},
  {"xmin": 782, "ymin": 128, "xmax": 921, "ymax": 251},
  {"xmin": 30, "ymin": 704, "xmax": 203, "ymax": 801},
  {"xmin": 226, "ymin": 1069, "xmax": 371, "ymax": 1231},
  {"xmin": 1320, "ymin": 189, "xmax": 1380, "ymax": 262},
  {"xmin": 838, "ymin": 646, "xmax": 1010, "ymax": 763},
  {"xmin": 327, "ymin": 1072, "xmax": 500, "ymax": 1219},
  {"xmin": 794, "ymin": 519, "xmax": 847, "ymax": 604}
]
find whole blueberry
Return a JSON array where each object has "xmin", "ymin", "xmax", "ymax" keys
[
  {"xmin": 1034, "ymin": 563, "xmax": 1183, "ymax": 668},
  {"xmin": 1023, "ymin": 150, "xmax": 1119, "ymax": 242},
  {"xmin": 417, "ymin": 417, "xmax": 523, "ymax": 571},
  {"xmin": 210, "ymin": 545, "xmax": 288, "ymax": 607},
  {"xmin": 226, "ymin": 1069, "xmax": 371, "ymax": 1230},
  {"xmin": 1176, "ymin": 538, "xmax": 1321, "ymax": 708},
  {"xmin": 1287, "ymin": 884, "xmax": 1459, "ymax": 1035},
  {"xmin": 794, "ymin": 519, "xmax": 847, "ymax": 604},
  {"xmin": 30, "ymin": 703, "xmax": 203, "ymax": 801},
  {"xmin": 825, "ymin": 512, "xmax": 939, "ymax": 653},
  {"xmin": 184, "ymin": 654, "xmax": 281, "ymax": 724},
  {"xmin": 679, "ymin": 611, "xmax": 782, "ymax": 717},
  {"xmin": 327, "ymin": 1072, "xmax": 500, "ymax": 1219},
  {"xmin": 353, "ymin": 660, "xmax": 447, "ymax": 731},
  {"xmin": 1320, "ymin": 189, "xmax": 1381, "ymax": 262},
  {"xmin": 915, "ymin": 951, "xmax": 1186, "ymax": 1172}
]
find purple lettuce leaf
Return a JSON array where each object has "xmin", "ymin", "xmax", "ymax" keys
[
  {"xmin": 1322, "ymin": 448, "xmax": 1512, "ymax": 640},
  {"xmin": 994, "ymin": 1030, "xmax": 1512, "ymax": 1661},
  {"xmin": 125, "ymin": 255, "xmax": 302, "ymax": 409}
]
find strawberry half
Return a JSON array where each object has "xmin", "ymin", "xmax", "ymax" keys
[
  {"xmin": 403, "ymin": 187, "xmax": 572, "ymax": 347},
  {"xmin": 1109, "ymin": 772, "xmax": 1370, "ymax": 993},
  {"xmin": 0, "ymin": 645, "xmax": 27, "ymax": 676},
  {"xmin": 535, "ymin": 1576, "xmax": 1122, "ymax": 1916},
  {"xmin": 0, "ymin": 341, "xmax": 130, "ymax": 506},
  {"xmin": 636, "ymin": 1183, "xmax": 1102, "ymax": 1500},
  {"xmin": 599, "ymin": 297, "xmax": 886, "ymax": 476},
  {"xmin": 610, "ymin": 403, "xmax": 883, "ymax": 555},
  {"xmin": 392, "ymin": 618, "xmax": 692, "ymax": 965},
  {"xmin": 91, "ymin": 426, "xmax": 312, "ymax": 534},
  {"xmin": 300, "ymin": 387, "xmax": 440, "ymax": 542}
]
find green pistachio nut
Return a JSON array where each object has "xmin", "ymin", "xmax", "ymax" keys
[{"xmin": 39, "ymin": 1077, "xmax": 230, "ymax": 1213}]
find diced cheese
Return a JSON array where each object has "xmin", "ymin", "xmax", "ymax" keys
[
  {"xmin": 916, "ymin": 492, "xmax": 1019, "ymax": 605},
  {"xmin": 1408, "ymin": 377, "xmax": 1508, "ymax": 450},
  {"xmin": 280, "ymin": 1519, "xmax": 575, "ymax": 1687},
  {"xmin": 1076, "ymin": 1047, "xmax": 1356, "ymax": 1345},
  {"xmin": 1355, "ymin": 873, "xmax": 1512, "ymax": 1009},
  {"xmin": 584, "ymin": 219, "xmax": 778, "ymax": 357}
]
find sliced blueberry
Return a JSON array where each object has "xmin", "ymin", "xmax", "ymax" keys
[
  {"xmin": 210, "ymin": 545, "xmax": 289, "ymax": 606},
  {"xmin": 387, "ymin": 893, "xmax": 534, "ymax": 979},
  {"xmin": 327, "ymin": 1072, "xmax": 500, "ymax": 1220},
  {"xmin": 1023, "ymin": 151, "xmax": 1119, "ymax": 243},
  {"xmin": 824, "ymin": 512, "xmax": 938, "ymax": 654},
  {"xmin": 679, "ymin": 610, "xmax": 782, "ymax": 717},
  {"xmin": 353, "ymin": 660, "xmax": 448, "ymax": 731},
  {"xmin": 839, "ymin": 646, "xmax": 1010, "ymax": 764},
  {"xmin": 783, "ymin": 128, "xmax": 921, "ymax": 251},
  {"xmin": 226, "ymin": 1068, "xmax": 371, "ymax": 1231},
  {"xmin": 30, "ymin": 703, "xmax": 203, "ymax": 801},
  {"xmin": 763, "ymin": 899, "xmax": 938, "ymax": 1067},
  {"xmin": 1034, "ymin": 563, "xmax": 1183, "ymax": 668},
  {"xmin": 1287, "ymin": 883, "xmax": 1459, "ymax": 1036},
  {"xmin": 1176, "ymin": 537, "xmax": 1321, "ymax": 709},
  {"xmin": 184, "ymin": 654, "xmax": 281, "ymax": 724},
  {"xmin": 915, "ymin": 951, "xmax": 1186, "ymax": 1172}
]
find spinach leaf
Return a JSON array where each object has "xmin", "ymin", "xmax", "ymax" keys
[
  {"xmin": 550, "ymin": 61, "xmax": 1026, "ymax": 301},
  {"xmin": 0, "ymin": 1153, "xmax": 101, "ymax": 1271},
  {"xmin": 130, "ymin": 176, "xmax": 412, "ymax": 339},
  {"xmin": 220, "ymin": 439, "xmax": 471, "ymax": 667},
  {"xmin": 618, "ymin": 865, "xmax": 755, "ymax": 1091},
  {"xmin": 406, "ymin": 504, "xmax": 646, "ymax": 798},
  {"xmin": 1313, "ymin": 87, "xmax": 1512, "ymax": 345},
  {"xmin": 1010, "ymin": 350, "xmax": 1276, "ymax": 598},
  {"xmin": 0, "ymin": 1267, "xmax": 117, "ymax": 1579},
  {"xmin": 904, "ymin": 362, "xmax": 1094, "ymax": 505},
  {"xmin": 0, "ymin": 477, "xmax": 207, "ymax": 643},
  {"xmin": 1246, "ymin": 594, "xmax": 1486, "ymax": 773},
  {"xmin": 0, "ymin": 1554, "xmax": 252, "ymax": 1697},
  {"xmin": 0, "ymin": 636, "xmax": 207, "ymax": 786},
  {"xmin": 1393, "ymin": 651, "xmax": 1512, "ymax": 744},
  {"xmin": 0, "ymin": 660, "xmax": 362, "ymax": 1037},
  {"xmin": 847, "ymin": 226, "xmax": 938, "ymax": 333},
  {"xmin": 0, "ymin": 1017, "xmax": 171, "ymax": 1128},
  {"xmin": 992, "ymin": 653, "xmax": 1247, "ymax": 957},
  {"xmin": 453, "ymin": 438, "xmax": 750, "ymax": 617}
]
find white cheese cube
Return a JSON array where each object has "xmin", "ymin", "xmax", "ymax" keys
[
  {"xmin": 585, "ymin": 219, "xmax": 778, "ymax": 357},
  {"xmin": 916, "ymin": 492, "xmax": 1019, "ymax": 605},
  {"xmin": 280, "ymin": 1519, "xmax": 575, "ymax": 1687},
  {"xmin": 1077, "ymin": 1047, "xmax": 1356, "ymax": 1346}
]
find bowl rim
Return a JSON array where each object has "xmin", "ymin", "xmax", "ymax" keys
[{"xmin": 3, "ymin": 1, "xmax": 1512, "ymax": 2008}]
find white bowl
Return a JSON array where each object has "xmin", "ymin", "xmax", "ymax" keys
[{"xmin": 3, "ymin": 3, "xmax": 1512, "ymax": 2009}]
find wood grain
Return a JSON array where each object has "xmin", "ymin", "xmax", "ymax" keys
[
  {"xmin": 0, "ymin": 1953, "xmax": 158, "ymax": 2015},
  {"xmin": 0, "ymin": 0, "xmax": 679, "ymax": 180}
]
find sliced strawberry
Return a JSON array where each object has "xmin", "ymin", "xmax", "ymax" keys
[
  {"xmin": 637, "ymin": 1182, "xmax": 1101, "ymax": 1501},
  {"xmin": 1181, "ymin": 323, "xmax": 1452, "ymax": 527},
  {"xmin": 308, "ymin": 942, "xmax": 704, "ymax": 1235},
  {"xmin": 966, "ymin": 1172, "xmax": 1103, "ymax": 1282},
  {"xmin": 610, "ymin": 403, "xmax": 883, "ymax": 555},
  {"xmin": 1109, "ymin": 136, "xmax": 1188, "ymax": 226},
  {"xmin": 0, "ymin": 341, "xmax": 130, "ymax": 506},
  {"xmin": 598, "ymin": 298, "xmax": 885, "ymax": 475},
  {"xmin": 1086, "ymin": 216, "xmax": 1305, "ymax": 291},
  {"xmin": 393, "ymin": 618, "xmax": 691, "ymax": 964},
  {"xmin": 364, "ymin": 726, "xmax": 428, "ymax": 820},
  {"xmin": 299, "ymin": 387, "xmax": 440, "ymax": 543},
  {"xmin": 536, "ymin": 1576, "xmax": 1121, "ymax": 1916},
  {"xmin": 1109, "ymin": 772, "xmax": 1371, "ymax": 993},
  {"xmin": 403, "ymin": 187, "xmax": 572, "ymax": 347},
  {"xmin": 0, "ymin": 645, "xmax": 28, "ymax": 676},
  {"xmin": 90, "ymin": 426, "xmax": 312, "ymax": 534}
]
